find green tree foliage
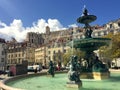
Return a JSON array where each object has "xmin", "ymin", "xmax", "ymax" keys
[
  {"xmin": 99, "ymin": 32, "xmax": 120, "ymax": 59},
  {"xmin": 99, "ymin": 46, "xmax": 112, "ymax": 60},
  {"xmin": 62, "ymin": 48, "xmax": 85, "ymax": 66}
]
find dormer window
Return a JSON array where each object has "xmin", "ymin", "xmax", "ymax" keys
[
  {"xmin": 118, "ymin": 22, "xmax": 120, "ymax": 27},
  {"xmin": 110, "ymin": 24, "xmax": 112, "ymax": 28}
]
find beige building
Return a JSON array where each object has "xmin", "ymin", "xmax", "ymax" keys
[
  {"xmin": 35, "ymin": 45, "xmax": 46, "ymax": 66},
  {"xmin": 25, "ymin": 46, "xmax": 35, "ymax": 65},
  {"xmin": 7, "ymin": 42, "xmax": 26, "ymax": 65},
  {"xmin": 46, "ymin": 39, "xmax": 70, "ymax": 66},
  {"xmin": 6, "ymin": 42, "xmax": 35, "ymax": 66}
]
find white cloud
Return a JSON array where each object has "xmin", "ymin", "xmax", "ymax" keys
[
  {"xmin": 68, "ymin": 24, "xmax": 78, "ymax": 28},
  {"xmin": 0, "ymin": 18, "xmax": 67, "ymax": 42},
  {"xmin": 48, "ymin": 19, "xmax": 64, "ymax": 31}
]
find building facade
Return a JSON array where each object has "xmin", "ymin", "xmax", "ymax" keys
[
  {"xmin": 6, "ymin": 42, "xmax": 35, "ymax": 66},
  {"xmin": 35, "ymin": 45, "xmax": 46, "ymax": 66},
  {"xmin": 0, "ymin": 38, "xmax": 6, "ymax": 71},
  {"xmin": 2, "ymin": 18, "xmax": 120, "ymax": 68},
  {"xmin": 6, "ymin": 42, "xmax": 27, "ymax": 65},
  {"xmin": 25, "ymin": 32, "xmax": 44, "ymax": 47}
]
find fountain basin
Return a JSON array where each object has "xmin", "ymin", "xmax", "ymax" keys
[
  {"xmin": 0, "ymin": 71, "xmax": 120, "ymax": 90},
  {"xmin": 0, "ymin": 71, "xmax": 67, "ymax": 90}
]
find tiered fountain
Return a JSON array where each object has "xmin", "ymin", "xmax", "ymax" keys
[
  {"xmin": 68, "ymin": 6, "xmax": 111, "ymax": 80},
  {"xmin": 0, "ymin": 6, "xmax": 114, "ymax": 90}
]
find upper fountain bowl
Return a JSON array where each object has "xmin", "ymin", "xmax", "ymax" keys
[
  {"xmin": 77, "ymin": 15, "xmax": 97, "ymax": 24},
  {"xmin": 77, "ymin": 7, "xmax": 97, "ymax": 24}
]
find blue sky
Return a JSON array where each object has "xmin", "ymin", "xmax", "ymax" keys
[{"xmin": 0, "ymin": 0, "xmax": 120, "ymax": 41}]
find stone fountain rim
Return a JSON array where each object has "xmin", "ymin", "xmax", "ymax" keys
[{"xmin": 0, "ymin": 71, "xmax": 67, "ymax": 90}]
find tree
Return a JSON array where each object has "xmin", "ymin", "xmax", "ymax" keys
[
  {"xmin": 99, "ymin": 32, "xmax": 120, "ymax": 67},
  {"xmin": 62, "ymin": 48, "xmax": 85, "ymax": 66},
  {"xmin": 103, "ymin": 33, "xmax": 120, "ymax": 58}
]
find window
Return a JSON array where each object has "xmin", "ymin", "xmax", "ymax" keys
[
  {"xmin": 11, "ymin": 54, "xmax": 13, "ymax": 58},
  {"xmin": 48, "ymin": 45, "xmax": 50, "ymax": 48},
  {"xmin": 19, "ymin": 54, "xmax": 21, "ymax": 57},
  {"xmin": 31, "ymin": 39, "xmax": 34, "ymax": 43},
  {"xmin": 53, "ymin": 55, "xmax": 55, "ymax": 60},
  {"xmin": 15, "ymin": 54, "xmax": 17, "ymax": 57},
  {"xmin": 2, "ymin": 51, "xmax": 4, "ymax": 55},
  {"xmin": 104, "ymin": 31, "xmax": 107, "ymax": 35},
  {"xmin": 48, "ymin": 56, "xmax": 51, "ymax": 60},
  {"xmin": 53, "ymin": 51, "xmax": 55, "ymax": 54},
  {"xmin": 58, "ymin": 50, "xmax": 61, "ymax": 53},
  {"xmin": 98, "ymin": 32, "xmax": 101, "ymax": 36},
  {"xmin": 48, "ymin": 51, "xmax": 51, "ymax": 54},
  {"xmin": 22, "ymin": 53, "xmax": 24, "ymax": 57},
  {"xmin": 64, "ymin": 49, "xmax": 66, "ymax": 53},
  {"xmin": 118, "ymin": 22, "xmax": 120, "ymax": 27},
  {"xmin": 110, "ymin": 24, "xmax": 112, "ymax": 28},
  {"xmin": 1, "ymin": 58, "xmax": 4, "ymax": 62},
  {"xmin": 8, "ymin": 55, "xmax": 10, "ymax": 58}
]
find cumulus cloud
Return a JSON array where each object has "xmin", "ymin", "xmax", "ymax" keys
[
  {"xmin": 0, "ymin": 18, "xmax": 67, "ymax": 42},
  {"xmin": 68, "ymin": 24, "xmax": 78, "ymax": 28}
]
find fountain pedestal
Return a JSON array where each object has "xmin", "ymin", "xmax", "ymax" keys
[
  {"xmin": 92, "ymin": 72, "xmax": 110, "ymax": 80},
  {"xmin": 66, "ymin": 81, "xmax": 82, "ymax": 88},
  {"xmin": 80, "ymin": 72, "xmax": 110, "ymax": 80}
]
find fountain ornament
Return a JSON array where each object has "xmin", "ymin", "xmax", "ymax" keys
[
  {"xmin": 68, "ymin": 6, "xmax": 111, "ymax": 79},
  {"xmin": 47, "ymin": 60, "xmax": 55, "ymax": 77},
  {"xmin": 67, "ymin": 55, "xmax": 82, "ymax": 88}
]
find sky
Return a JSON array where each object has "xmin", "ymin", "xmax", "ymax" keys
[{"xmin": 0, "ymin": 0, "xmax": 120, "ymax": 42}]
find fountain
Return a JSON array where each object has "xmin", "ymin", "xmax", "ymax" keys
[
  {"xmin": 0, "ymin": 6, "xmax": 115, "ymax": 90},
  {"xmin": 68, "ymin": 6, "xmax": 111, "ymax": 80}
]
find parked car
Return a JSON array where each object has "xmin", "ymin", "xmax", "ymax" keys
[
  {"xmin": 33, "ymin": 65, "xmax": 42, "ymax": 71},
  {"xmin": 0, "ymin": 70, "xmax": 6, "ymax": 75},
  {"xmin": 27, "ymin": 66, "xmax": 35, "ymax": 72},
  {"xmin": 27, "ymin": 65, "xmax": 42, "ymax": 72}
]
